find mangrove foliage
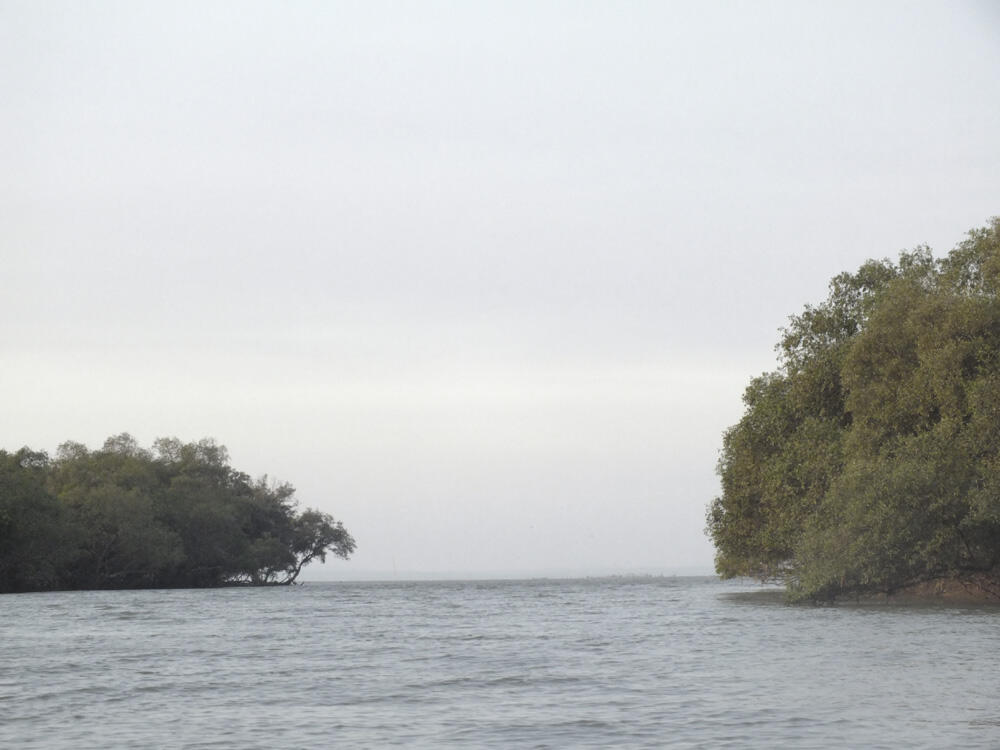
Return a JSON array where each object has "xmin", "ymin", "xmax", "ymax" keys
[
  {"xmin": 0, "ymin": 434, "xmax": 355, "ymax": 593},
  {"xmin": 708, "ymin": 217, "xmax": 1000, "ymax": 601}
]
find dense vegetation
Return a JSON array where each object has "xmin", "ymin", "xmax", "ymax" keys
[
  {"xmin": 708, "ymin": 218, "xmax": 1000, "ymax": 601},
  {"xmin": 0, "ymin": 435, "xmax": 355, "ymax": 593}
]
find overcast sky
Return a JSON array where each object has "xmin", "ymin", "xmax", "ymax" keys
[{"xmin": 3, "ymin": 1, "xmax": 999, "ymax": 578}]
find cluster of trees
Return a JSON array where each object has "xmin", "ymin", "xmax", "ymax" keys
[
  {"xmin": 0, "ymin": 434, "xmax": 355, "ymax": 593},
  {"xmin": 708, "ymin": 218, "xmax": 1000, "ymax": 601}
]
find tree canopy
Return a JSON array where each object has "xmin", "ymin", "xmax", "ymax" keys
[
  {"xmin": 0, "ymin": 435, "xmax": 355, "ymax": 593},
  {"xmin": 707, "ymin": 217, "xmax": 1000, "ymax": 601}
]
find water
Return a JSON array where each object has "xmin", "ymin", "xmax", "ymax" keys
[{"xmin": 2, "ymin": 577, "xmax": 998, "ymax": 748}]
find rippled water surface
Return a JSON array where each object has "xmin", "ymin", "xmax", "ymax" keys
[{"xmin": 3, "ymin": 577, "xmax": 999, "ymax": 748}]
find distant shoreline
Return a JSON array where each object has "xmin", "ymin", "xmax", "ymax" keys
[{"xmin": 300, "ymin": 567, "xmax": 718, "ymax": 583}]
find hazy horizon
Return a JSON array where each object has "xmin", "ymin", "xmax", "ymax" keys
[{"xmin": 298, "ymin": 563, "xmax": 718, "ymax": 582}]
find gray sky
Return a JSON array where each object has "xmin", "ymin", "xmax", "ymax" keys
[{"xmin": 3, "ymin": 1, "xmax": 999, "ymax": 578}]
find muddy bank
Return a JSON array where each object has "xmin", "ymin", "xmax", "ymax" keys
[{"xmin": 858, "ymin": 576, "xmax": 1000, "ymax": 605}]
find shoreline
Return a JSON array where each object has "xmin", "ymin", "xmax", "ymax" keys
[{"xmin": 856, "ymin": 576, "xmax": 1000, "ymax": 606}]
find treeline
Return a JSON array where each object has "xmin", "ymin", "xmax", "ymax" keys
[
  {"xmin": 0, "ymin": 434, "xmax": 354, "ymax": 593},
  {"xmin": 708, "ymin": 217, "xmax": 1000, "ymax": 601}
]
